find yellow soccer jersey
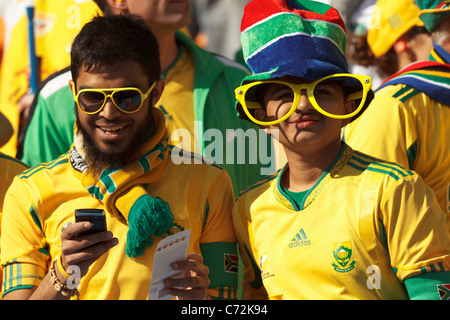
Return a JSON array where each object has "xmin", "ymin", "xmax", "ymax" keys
[
  {"xmin": 1, "ymin": 147, "xmax": 238, "ymax": 300},
  {"xmin": 232, "ymin": 143, "xmax": 450, "ymax": 300},
  {"xmin": 343, "ymin": 84, "xmax": 450, "ymax": 227},
  {"xmin": 0, "ymin": 152, "xmax": 29, "ymax": 295}
]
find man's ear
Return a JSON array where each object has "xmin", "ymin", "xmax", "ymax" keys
[
  {"xmin": 68, "ymin": 79, "xmax": 75, "ymax": 95},
  {"xmin": 254, "ymin": 108, "xmax": 271, "ymax": 135},
  {"xmin": 151, "ymin": 80, "xmax": 165, "ymax": 106}
]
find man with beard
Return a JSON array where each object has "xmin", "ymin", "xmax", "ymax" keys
[
  {"xmin": 1, "ymin": 14, "xmax": 237, "ymax": 300},
  {"xmin": 18, "ymin": 0, "xmax": 272, "ymax": 196}
]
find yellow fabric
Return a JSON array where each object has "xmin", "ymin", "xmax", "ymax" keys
[
  {"xmin": 233, "ymin": 144, "xmax": 450, "ymax": 300},
  {"xmin": 0, "ymin": 152, "xmax": 29, "ymax": 296},
  {"xmin": 368, "ymin": 0, "xmax": 424, "ymax": 57},
  {"xmin": 1, "ymin": 146, "xmax": 236, "ymax": 299},
  {"xmin": 156, "ymin": 47, "xmax": 197, "ymax": 153},
  {"xmin": 0, "ymin": 0, "xmax": 99, "ymax": 156},
  {"xmin": 344, "ymin": 84, "xmax": 450, "ymax": 227}
]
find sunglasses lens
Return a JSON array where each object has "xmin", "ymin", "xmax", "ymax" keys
[
  {"xmin": 113, "ymin": 90, "xmax": 142, "ymax": 112},
  {"xmin": 314, "ymin": 76, "xmax": 364, "ymax": 116},
  {"xmin": 244, "ymin": 82, "xmax": 296, "ymax": 124},
  {"xmin": 78, "ymin": 91, "xmax": 105, "ymax": 113}
]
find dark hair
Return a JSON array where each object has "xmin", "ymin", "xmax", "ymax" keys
[
  {"xmin": 347, "ymin": 26, "xmax": 430, "ymax": 79},
  {"xmin": 70, "ymin": 14, "xmax": 161, "ymax": 86},
  {"xmin": 92, "ymin": 0, "xmax": 109, "ymax": 14}
]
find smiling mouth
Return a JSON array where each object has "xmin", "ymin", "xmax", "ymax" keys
[{"xmin": 98, "ymin": 125, "xmax": 128, "ymax": 135}]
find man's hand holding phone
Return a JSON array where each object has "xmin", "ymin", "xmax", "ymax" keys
[{"xmin": 60, "ymin": 209, "xmax": 118, "ymax": 278}]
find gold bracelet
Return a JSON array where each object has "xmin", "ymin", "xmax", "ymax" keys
[{"xmin": 50, "ymin": 259, "xmax": 79, "ymax": 299}]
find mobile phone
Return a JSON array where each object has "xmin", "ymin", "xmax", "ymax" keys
[{"xmin": 75, "ymin": 209, "xmax": 107, "ymax": 236}]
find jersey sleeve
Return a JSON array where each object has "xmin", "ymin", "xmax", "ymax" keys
[
  {"xmin": 232, "ymin": 195, "xmax": 269, "ymax": 300},
  {"xmin": 379, "ymin": 173, "xmax": 450, "ymax": 284},
  {"xmin": 1, "ymin": 176, "xmax": 49, "ymax": 297},
  {"xmin": 199, "ymin": 169, "xmax": 238, "ymax": 299},
  {"xmin": 344, "ymin": 92, "xmax": 418, "ymax": 169}
]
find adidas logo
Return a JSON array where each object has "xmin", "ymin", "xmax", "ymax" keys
[{"xmin": 289, "ymin": 228, "xmax": 311, "ymax": 248}]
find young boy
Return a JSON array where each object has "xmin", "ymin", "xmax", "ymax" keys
[{"xmin": 232, "ymin": 0, "xmax": 450, "ymax": 300}]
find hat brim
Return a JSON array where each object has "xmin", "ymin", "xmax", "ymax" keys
[{"xmin": 419, "ymin": 8, "xmax": 450, "ymax": 31}]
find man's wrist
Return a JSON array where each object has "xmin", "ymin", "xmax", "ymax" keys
[{"xmin": 49, "ymin": 257, "xmax": 79, "ymax": 299}]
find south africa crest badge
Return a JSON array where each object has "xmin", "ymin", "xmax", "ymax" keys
[{"xmin": 332, "ymin": 241, "xmax": 356, "ymax": 273}]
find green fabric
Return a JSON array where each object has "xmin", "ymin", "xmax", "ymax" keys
[
  {"xmin": 200, "ymin": 242, "xmax": 238, "ymax": 288},
  {"xmin": 21, "ymin": 78, "xmax": 75, "ymax": 167},
  {"xmin": 126, "ymin": 194, "xmax": 174, "ymax": 258},
  {"xmin": 282, "ymin": 188, "xmax": 309, "ymax": 209},
  {"xmin": 415, "ymin": 0, "xmax": 450, "ymax": 32},
  {"xmin": 404, "ymin": 271, "xmax": 450, "ymax": 300}
]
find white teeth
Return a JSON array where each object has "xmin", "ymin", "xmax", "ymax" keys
[{"xmin": 100, "ymin": 126, "xmax": 125, "ymax": 134}]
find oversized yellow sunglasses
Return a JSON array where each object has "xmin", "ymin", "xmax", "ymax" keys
[
  {"xmin": 235, "ymin": 74, "xmax": 371, "ymax": 126},
  {"xmin": 72, "ymin": 82, "xmax": 156, "ymax": 115}
]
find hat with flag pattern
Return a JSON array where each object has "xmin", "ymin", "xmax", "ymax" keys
[
  {"xmin": 236, "ymin": 0, "xmax": 374, "ymax": 122},
  {"xmin": 415, "ymin": 0, "xmax": 450, "ymax": 31},
  {"xmin": 240, "ymin": 0, "xmax": 349, "ymax": 83}
]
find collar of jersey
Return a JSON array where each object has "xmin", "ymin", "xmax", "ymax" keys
[{"xmin": 273, "ymin": 143, "xmax": 352, "ymax": 211}]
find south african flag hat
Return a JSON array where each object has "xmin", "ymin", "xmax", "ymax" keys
[{"xmin": 236, "ymin": 0, "xmax": 373, "ymax": 122}]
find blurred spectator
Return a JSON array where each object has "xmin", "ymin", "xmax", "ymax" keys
[
  {"xmin": 347, "ymin": 0, "xmax": 432, "ymax": 88},
  {"xmin": 0, "ymin": 151, "xmax": 28, "ymax": 296},
  {"xmin": 189, "ymin": 0, "xmax": 251, "ymax": 60},
  {"xmin": 368, "ymin": 0, "xmax": 432, "ymax": 78},
  {"xmin": 343, "ymin": 0, "xmax": 450, "ymax": 223},
  {"xmin": 0, "ymin": 0, "xmax": 99, "ymax": 157},
  {"xmin": 346, "ymin": 0, "xmax": 383, "ymax": 89}
]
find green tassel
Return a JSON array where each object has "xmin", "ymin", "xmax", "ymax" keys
[{"xmin": 126, "ymin": 194, "xmax": 174, "ymax": 258}]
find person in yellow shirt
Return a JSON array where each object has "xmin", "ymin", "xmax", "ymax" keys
[
  {"xmin": 232, "ymin": 0, "xmax": 450, "ymax": 300},
  {"xmin": 2, "ymin": 14, "xmax": 237, "ymax": 300},
  {"xmin": 0, "ymin": 152, "xmax": 29, "ymax": 296},
  {"xmin": 343, "ymin": 0, "xmax": 450, "ymax": 224},
  {"xmin": 366, "ymin": 0, "xmax": 432, "ymax": 80},
  {"xmin": 0, "ymin": 0, "xmax": 99, "ymax": 157}
]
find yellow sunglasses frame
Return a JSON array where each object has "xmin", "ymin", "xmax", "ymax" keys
[
  {"xmin": 235, "ymin": 73, "xmax": 372, "ymax": 126},
  {"xmin": 72, "ymin": 82, "xmax": 156, "ymax": 115}
]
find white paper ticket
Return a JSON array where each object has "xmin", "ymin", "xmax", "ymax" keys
[{"xmin": 148, "ymin": 229, "xmax": 191, "ymax": 300}]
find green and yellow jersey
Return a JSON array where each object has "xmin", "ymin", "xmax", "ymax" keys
[
  {"xmin": 233, "ymin": 143, "xmax": 450, "ymax": 300},
  {"xmin": 344, "ymin": 84, "xmax": 450, "ymax": 227},
  {"xmin": 343, "ymin": 46, "xmax": 450, "ymax": 227},
  {"xmin": 1, "ymin": 147, "xmax": 238, "ymax": 300},
  {"xmin": 0, "ymin": 152, "xmax": 29, "ymax": 295}
]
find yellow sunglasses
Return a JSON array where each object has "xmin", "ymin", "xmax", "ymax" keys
[
  {"xmin": 235, "ymin": 74, "xmax": 371, "ymax": 126},
  {"xmin": 72, "ymin": 82, "xmax": 156, "ymax": 115}
]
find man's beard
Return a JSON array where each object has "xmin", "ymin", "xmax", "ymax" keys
[{"xmin": 75, "ymin": 109, "xmax": 153, "ymax": 177}]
